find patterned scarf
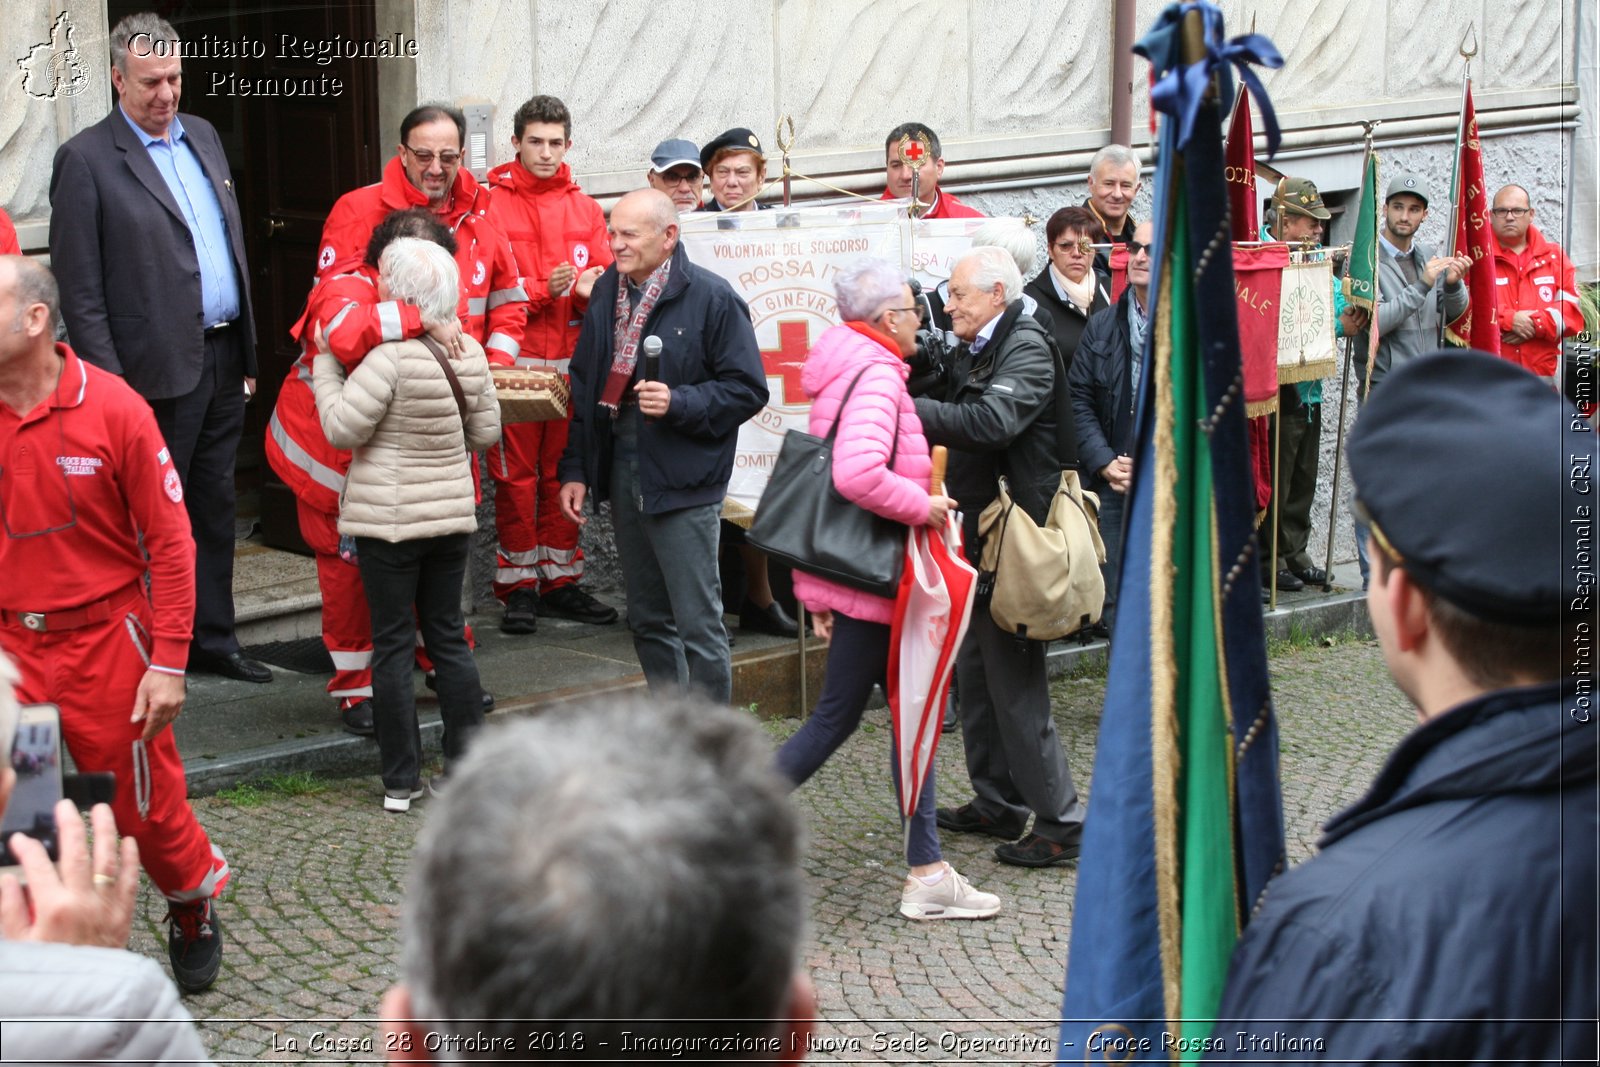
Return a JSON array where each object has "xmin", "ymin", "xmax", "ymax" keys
[{"xmin": 600, "ymin": 256, "xmax": 672, "ymax": 412}]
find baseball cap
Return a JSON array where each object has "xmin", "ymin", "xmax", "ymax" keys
[
  {"xmin": 1385, "ymin": 172, "xmax": 1431, "ymax": 207},
  {"xmin": 650, "ymin": 139, "xmax": 701, "ymax": 174},
  {"xmin": 1349, "ymin": 350, "xmax": 1593, "ymax": 624},
  {"xmin": 1274, "ymin": 176, "xmax": 1331, "ymax": 220}
]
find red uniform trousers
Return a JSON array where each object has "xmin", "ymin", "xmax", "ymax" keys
[
  {"xmin": 295, "ymin": 500, "xmax": 474, "ymax": 699},
  {"xmin": 1, "ymin": 590, "xmax": 228, "ymax": 902},
  {"xmin": 296, "ymin": 501, "xmax": 373, "ymax": 708},
  {"xmin": 487, "ymin": 414, "xmax": 584, "ymax": 600}
]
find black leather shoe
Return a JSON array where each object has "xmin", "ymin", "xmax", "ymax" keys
[
  {"xmin": 995, "ymin": 830, "xmax": 1082, "ymax": 868},
  {"xmin": 1272, "ymin": 569, "xmax": 1305, "ymax": 592},
  {"xmin": 740, "ymin": 598, "xmax": 799, "ymax": 637},
  {"xmin": 340, "ymin": 700, "xmax": 375, "ymax": 737},
  {"xmin": 539, "ymin": 584, "xmax": 619, "ymax": 625},
  {"xmin": 1290, "ymin": 565, "xmax": 1328, "ymax": 586},
  {"xmin": 935, "ymin": 803, "xmax": 1026, "ymax": 840},
  {"xmin": 192, "ymin": 650, "xmax": 272, "ymax": 683}
]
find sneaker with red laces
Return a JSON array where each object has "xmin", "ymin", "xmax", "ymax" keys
[{"xmin": 166, "ymin": 897, "xmax": 223, "ymax": 994}]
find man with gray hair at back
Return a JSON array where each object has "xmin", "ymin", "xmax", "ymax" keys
[
  {"xmin": 910, "ymin": 246, "xmax": 1087, "ymax": 869},
  {"xmin": 379, "ymin": 697, "xmax": 816, "ymax": 1062}
]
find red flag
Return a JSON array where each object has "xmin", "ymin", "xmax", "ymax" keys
[
  {"xmin": 1445, "ymin": 84, "xmax": 1500, "ymax": 354},
  {"xmin": 1225, "ymin": 85, "xmax": 1258, "ymax": 241}
]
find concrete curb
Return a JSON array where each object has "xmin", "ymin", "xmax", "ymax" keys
[{"xmin": 184, "ymin": 588, "xmax": 1373, "ymax": 796}]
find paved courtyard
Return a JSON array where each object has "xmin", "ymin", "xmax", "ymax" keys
[{"xmin": 127, "ymin": 635, "xmax": 1410, "ymax": 1064}]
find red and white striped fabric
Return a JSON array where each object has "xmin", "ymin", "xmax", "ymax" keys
[{"xmin": 887, "ymin": 518, "xmax": 978, "ymax": 823}]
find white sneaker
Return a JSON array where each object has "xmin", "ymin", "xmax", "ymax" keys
[
  {"xmin": 383, "ymin": 786, "xmax": 424, "ymax": 813},
  {"xmin": 899, "ymin": 864, "xmax": 1002, "ymax": 920}
]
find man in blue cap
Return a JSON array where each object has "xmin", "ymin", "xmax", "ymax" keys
[
  {"xmin": 646, "ymin": 139, "xmax": 704, "ymax": 213},
  {"xmin": 1213, "ymin": 351, "xmax": 1597, "ymax": 1063}
]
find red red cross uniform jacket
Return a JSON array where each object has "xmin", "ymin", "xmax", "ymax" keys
[
  {"xmin": 315, "ymin": 157, "xmax": 528, "ymax": 364},
  {"xmin": 878, "ymin": 187, "xmax": 986, "ymax": 219},
  {"xmin": 265, "ymin": 266, "xmax": 423, "ymax": 705},
  {"xmin": 0, "ymin": 345, "xmax": 227, "ymax": 900},
  {"xmin": 1493, "ymin": 224, "xmax": 1581, "ymax": 379},
  {"xmin": 481, "ymin": 161, "xmax": 614, "ymax": 598}
]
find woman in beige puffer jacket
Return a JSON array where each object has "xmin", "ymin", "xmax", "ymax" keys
[{"xmin": 312, "ymin": 238, "xmax": 502, "ymax": 812}]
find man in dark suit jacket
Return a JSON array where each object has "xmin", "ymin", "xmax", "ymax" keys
[{"xmin": 49, "ymin": 12, "xmax": 269, "ymax": 682}]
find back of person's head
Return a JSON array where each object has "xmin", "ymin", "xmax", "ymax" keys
[
  {"xmin": 365, "ymin": 208, "xmax": 457, "ymax": 269},
  {"xmin": 392, "ymin": 696, "xmax": 809, "ymax": 1061},
  {"xmin": 969, "ymin": 219, "xmax": 1038, "ymax": 278},
  {"xmin": 1350, "ymin": 350, "xmax": 1593, "ymax": 690},
  {"xmin": 377, "ymin": 239, "xmax": 459, "ymax": 325}
]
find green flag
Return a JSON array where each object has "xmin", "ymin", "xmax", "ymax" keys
[{"xmin": 1343, "ymin": 150, "xmax": 1380, "ymax": 312}]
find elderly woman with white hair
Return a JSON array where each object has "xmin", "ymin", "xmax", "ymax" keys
[
  {"xmin": 312, "ymin": 238, "xmax": 502, "ymax": 812},
  {"xmin": 773, "ymin": 256, "xmax": 1001, "ymax": 922}
]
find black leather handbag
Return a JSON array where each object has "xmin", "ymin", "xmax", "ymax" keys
[{"xmin": 748, "ymin": 367, "xmax": 906, "ymax": 598}]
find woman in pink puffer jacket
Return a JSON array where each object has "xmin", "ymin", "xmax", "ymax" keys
[{"xmin": 773, "ymin": 258, "xmax": 1001, "ymax": 922}]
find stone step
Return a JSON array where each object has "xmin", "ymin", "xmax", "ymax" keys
[{"xmin": 232, "ymin": 541, "xmax": 324, "ymax": 645}]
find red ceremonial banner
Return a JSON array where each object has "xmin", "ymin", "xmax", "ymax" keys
[
  {"xmin": 1445, "ymin": 85, "xmax": 1500, "ymax": 354},
  {"xmin": 1108, "ymin": 243, "xmax": 1131, "ymax": 302},
  {"xmin": 1226, "ymin": 85, "xmax": 1258, "ymax": 241},
  {"xmin": 1233, "ymin": 243, "xmax": 1289, "ymax": 410}
]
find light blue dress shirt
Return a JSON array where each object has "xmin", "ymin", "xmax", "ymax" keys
[{"xmin": 120, "ymin": 108, "xmax": 241, "ymax": 327}]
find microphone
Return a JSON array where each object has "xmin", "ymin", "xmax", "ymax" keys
[
  {"xmin": 642, "ymin": 336, "xmax": 662, "ymax": 422},
  {"xmin": 642, "ymin": 335, "xmax": 662, "ymax": 383}
]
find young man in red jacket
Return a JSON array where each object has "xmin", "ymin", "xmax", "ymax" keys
[
  {"xmin": 881, "ymin": 122, "xmax": 985, "ymax": 220},
  {"xmin": 1491, "ymin": 183, "xmax": 1581, "ymax": 385},
  {"xmin": 484, "ymin": 97, "xmax": 617, "ymax": 633}
]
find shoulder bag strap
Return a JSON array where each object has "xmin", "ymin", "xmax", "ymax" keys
[
  {"xmin": 419, "ymin": 335, "xmax": 470, "ymax": 426},
  {"xmin": 827, "ymin": 365, "xmax": 901, "ymax": 466}
]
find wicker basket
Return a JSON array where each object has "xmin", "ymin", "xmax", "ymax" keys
[{"xmin": 493, "ymin": 367, "xmax": 570, "ymax": 423}]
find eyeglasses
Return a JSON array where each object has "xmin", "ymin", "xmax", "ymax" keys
[
  {"xmin": 1126, "ymin": 240, "xmax": 1152, "ymax": 256},
  {"xmin": 403, "ymin": 145, "xmax": 462, "ymax": 167},
  {"xmin": 1490, "ymin": 207, "xmax": 1530, "ymax": 219},
  {"xmin": 1054, "ymin": 236, "xmax": 1095, "ymax": 256},
  {"xmin": 884, "ymin": 304, "xmax": 928, "ymax": 325}
]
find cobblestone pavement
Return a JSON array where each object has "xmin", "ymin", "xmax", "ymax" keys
[{"xmin": 126, "ymin": 636, "xmax": 1410, "ymax": 1064}]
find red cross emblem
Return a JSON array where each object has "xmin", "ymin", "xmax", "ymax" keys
[
  {"xmin": 899, "ymin": 135, "xmax": 929, "ymax": 168},
  {"xmin": 760, "ymin": 320, "xmax": 811, "ymax": 405}
]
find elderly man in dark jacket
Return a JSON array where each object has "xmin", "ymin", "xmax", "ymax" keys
[
  {"xmin": 1212, "ymin": 352, "xmax": 1597, "ymax": 1063},
  {"xmin": 911, "ymin": 246, "xmax": 1086, "ymax": 868},
  {"xmin": 559, "ymin": 189, "xmax": 768, "ymax": 704},
  {"xmin": 1068, "ymin": 220, "xmax": 1152, "ymax": 632}
]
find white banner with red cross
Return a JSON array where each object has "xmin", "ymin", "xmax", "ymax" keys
[{"xmin": 680, "ymin": 203, "xmax": 909, "ymax": 522}]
